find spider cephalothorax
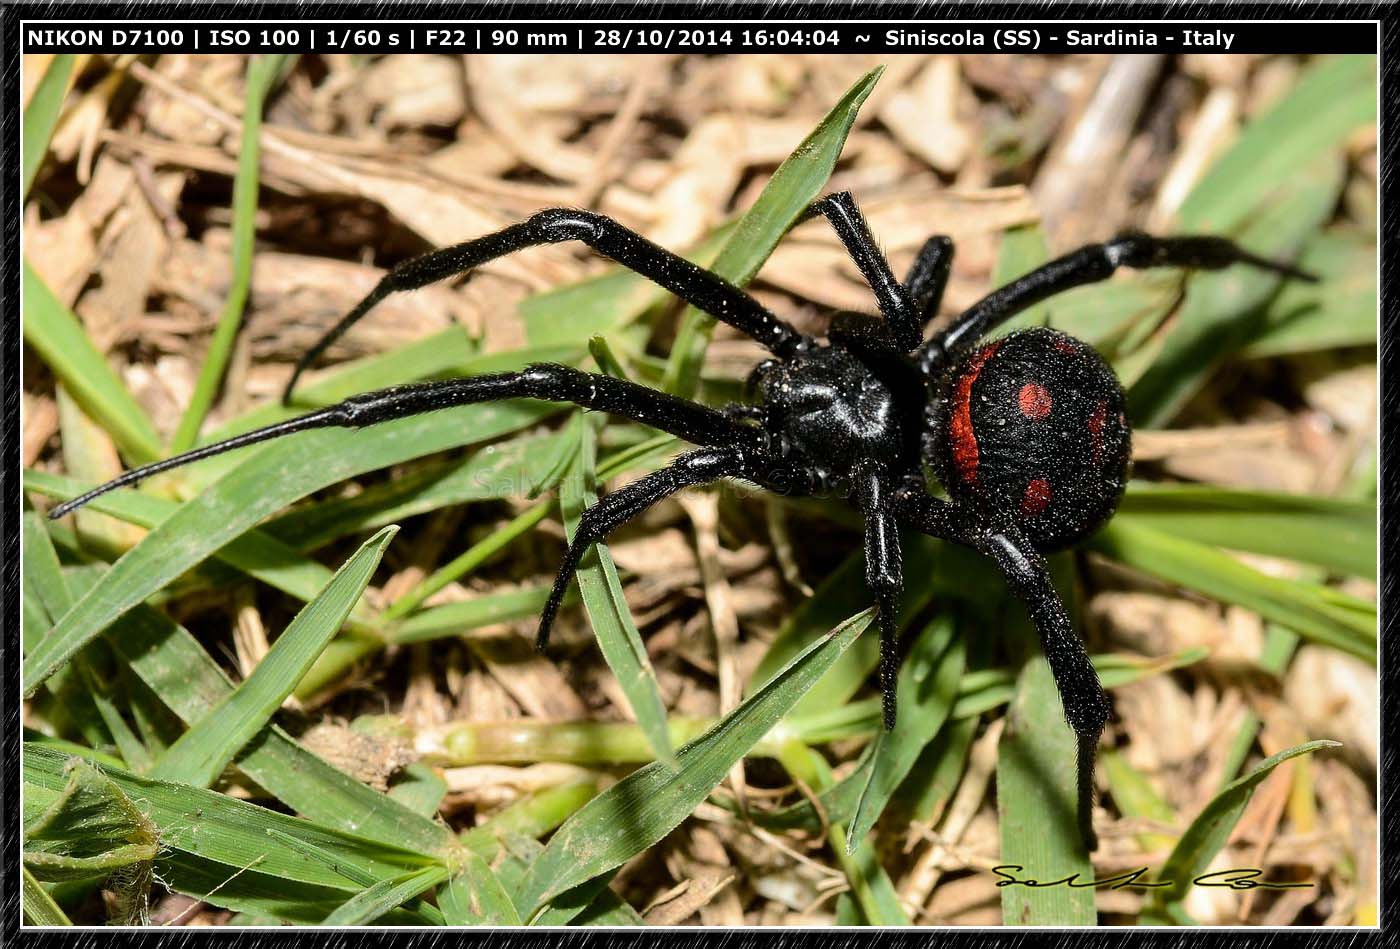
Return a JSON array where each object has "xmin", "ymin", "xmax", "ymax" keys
[{"xmin": 50, "ymin": 193, "xmax": 1312, "ymax": 852}]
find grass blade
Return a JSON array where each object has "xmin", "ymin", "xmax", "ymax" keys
[
  {"xmin": 152, "ymin": 852, "xmax": 430, "ymax": 924},
  {"xmin": 751, "ymin": 536, "xmax": 995, "ymax": 716},
  {"xmin": 22, "ymin": 54, "xmax": 75, "ymax": 199},
  {"xmin": 996, "ymin": 560, "xmax": 1095, "ymax": 926},
  {"xmin": 76, "ymin": 659, "xmax": 152, "ymax": 773},
  {"xmin": 558, "ymin": 413, "xmax": 675, "ymax": 769},
  {"xmin": 1090, "ymin": 519, "xmax": 1375, "ymax": 662},
  {"xmin": 1099, "ymin": 748, "xmax": 1177, "ymax": 854},
  {"xmin": 1130, "ymin": 152, "xmax": 1350, "ymax": 426},
  {"xmin": 22, "ymin": 263, "xmax": 162, "ymax": 465},
  {"xmin": 662, "ymin": 65, "xmax": 883, "ymax": 397},
  {"xmin": 387, "ymin": 763, "xmax": 447, "ymax": 818},
  {"xmin": 1240, "ymin": 228, "xmax": 1377, "ymax": 359},
  {"xmin": 1176, "ymin": 55, "xmax": 1376, "ymax": 233},
  {"xmin": 22, "ymin": 866, "xmax": 73, "ymax": 926},
  {"xmin": 778, "ymin": 739, "xmax": 909, "ymax": 926},
  {"xmin": 439, "ymin": 851, "xmax": 523, "ymax": 926},
  {"xmin": 170, "ymin": 54, "xmax": 290, "ymax": 452},
  {"xmin": 23, "ymin": 510, "xmax": 71, "ymax": 624},
  {"xmin": 25, "ymin": 743, "xmax": 435, "ymax": 890},
  {"xmin": 792, "ymin": 540, "xmax": 947, "ymax": 717},
  {"xmin": 187, "ymin": 344, "xmax": 575, "ymax": 493},
  {"xmin": 889, "ymin": 715, "xmax": 979, "ymax": 829},
  {"xmin": 1116, "ymin": 482, "xmax": 1375, "ymax": 580},
  {"xmin": 148, "ymin": 526, "xmax": 397, "ymax": 787},
  {"xmin": 208, "ymin": 325, "xmax": 479, "ymax": 440},
  {"xmin": 263, "ymin": 429, "xmax": 567, "ymax": 551},
  {"xmin": 847, "ymin": 615, "xmax": 965, "ymax": 849},
  {"xmin": 67, "ymin": 565, "xmax": 452, "ymax": 853},
  {"xmin": 990, "ymin": 225, "xmax": 1051, "ymax": 332},
  {"xmin": 517, "ymin": 609, "xmax": 873, "ymax": 913},
  {"xmin": 381, "ymin": 504, "xmax": 553, "ymax": 622},
  {"xmin": 777, "ymin": 646, "xmax": 1207, "ymax": 761},
  {"xmin": 26, "ymin": 469, "xmax": 353, "ymax": 610},
  {"xmin": 461, "ymin": 780, "xmax": 602, "ymax": 855},
  {"xmin": 1148, "ymin": 740, "xmax": 1340, "ymax": 910},
  {"xmin": 391, "ymin": 587, "xmax": 556, "ymax": 643},
  {"xmin": 574, "ymin": 890, "xmax": 644, "ymax": 926},
  {"xmin": 23, "ymin": 392, "xmax": 554, "ymax": 698},
  {"xmin": 296, "ymin": 586, "xmax": 556, "ymax": 699},
  {"xmin": 523, "ymin": 227, "xmax": 732, "ymax": 346},
  {"xmin": 321, "ymin": 866, "xmax": 449, "ymax": 926},
  {"xmin": 23, "ymin": 513, "xmax": 117, "ymax": 753},
  {"xmin": 57, "ymin": 557, "xmax": 450, "ymax": 856}
]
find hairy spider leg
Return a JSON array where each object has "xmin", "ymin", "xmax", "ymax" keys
[
  {"xmin": 284, "ymin": 208, "xmax": 810, "ymax": 403},
  {"xmin": 538, "ymin": 446, "xmax": 749, "ymax": 650},
  {"xmin": 917, "ymin": 231, "xmax": 1319, "ymax": 375},
  {"xmin": 853, "ymin": 461, "xmax": 906, "ymax": 731},
  {"xmin": 50, "ymin": 365, "xmax": 760, "ymax": 519},
  {"xmin": 977, "ymin": 530, "xmax": 1109, "ymax": 853},
  {"xmin": 903, "ymin": 235, "xmax": 955, "ymax": 329},
  {"xmin": 896, "ymin": 491, "xmax": 1108, "ymax": 853},
  {"xmin": 803, "ymin": 192, "xmax": 921, "ymax": 353}
]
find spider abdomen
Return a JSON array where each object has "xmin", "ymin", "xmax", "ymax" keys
[{"xmin": 931, "ymin": 327, "xmax": 1131, "ymax": 551}]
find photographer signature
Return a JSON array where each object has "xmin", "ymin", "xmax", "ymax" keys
[{"xmin": 992, "ymin": 865, "xmax": 1313, "ymax": 891}]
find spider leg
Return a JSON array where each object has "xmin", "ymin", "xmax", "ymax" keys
[
  {"xmin": 854, "ymin": 463, "xmax": 906, "ymax": 731},
  {"xmin": 50, "ymin": 365, "xmax": 759, "ymax": 519},
  {"xmin": 803, "ymin": 192, "xmax": 921, "ymax": 353},
  {"xmin": 977, "ymin": 530, "xmax": 1108, "ymax": 853},
  {"xmin": 918, "ymin": 230, "xmax": 1318, "ymax": 374},
  {"xmin": 896, "ymin": 491, "xmax": 1106, "ymax": 852},
  {"xmin": 538, "ymin": 445, "xmax": 747, "ymax": 649},
  {"xmin": 285, "ymin": 208, "xmax": 810, "ymax": 402},
  {"xmin": 904, "ymin": 235, "xmax": 954, "ymax": 328}
]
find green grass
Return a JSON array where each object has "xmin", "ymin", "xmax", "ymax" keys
[
  {"xmin": 148, "ymin": 526, "xmax": 397, "ymax": 787},
  {"xmin": 23, "ymin": 264, "xmax": 163, "ymax": 466},
  {"xmin": 22, "ymin": 55, "xmax": 75, "ymax": 201},
  {"xmin": 21, "ymin": 57, "xmax": 1375, "ymax": 928},
  {"xmin": 170, "ymin": 55, "xmax": 290, "ymax": 452},
  {"xmin": 517, "ymin": 609, "xmax": 873, "ymax": 918},
  {"xmin": 662, "ymin": 66, "xmax": 883, "ymax": 397}
]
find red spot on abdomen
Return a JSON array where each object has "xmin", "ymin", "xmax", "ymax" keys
[
  {"xmin": 1088, "ymin": 400, "xmax": 1107, "ymax": 466},
  {"xmin": 1017, "ymin": 382, "xmax": 1052, "ymax": 420},
  {"xmin": 1021, "ymin": 478, "xmax": 1052, "ymax": 516},
  {"xmin": 948, "ymin": 342, "xmax": 1002, "ymax": 487}
]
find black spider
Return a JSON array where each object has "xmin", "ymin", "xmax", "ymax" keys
[{"xmin": 49, "ymin": 191, "xmax": 1313, "ymax": 851}]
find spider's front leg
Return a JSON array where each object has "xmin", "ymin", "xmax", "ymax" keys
[
  {"xmin": 50, "ymin": 365, "xmax": 761, "ymax": 519},
  {"xmin": 853, "ymin": 462, "xmax": 906, "ymax": 731},
  {"xmin": 896, "ymin": 490, "xmax": 1107, "ymax": 852},
  {"xmin": 285, "ymin": 209, "xmax": 810, "ymax": 402},
  {"xmin": 904, "ymin": 235, "xmax": 955, "ymax": 329},
  {"xmin": 804, "ymin": 192, "xmax": 923, "ymax": 354}
]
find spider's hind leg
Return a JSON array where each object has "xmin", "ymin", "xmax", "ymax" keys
[
  {"xmin": 895, "ymin": 491, "xmax": 1106, "ymax": 853},
  {"xmin": 979, "ymin": 530, "xmax": 1109, "ymax": 853},
  {"xmin": 921, "ymin": 230, "xmax": 1317, "ymax": 372},
  {"xmin": 537, "ymin": 446, "xmax": 748, "ymax": 650}
]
